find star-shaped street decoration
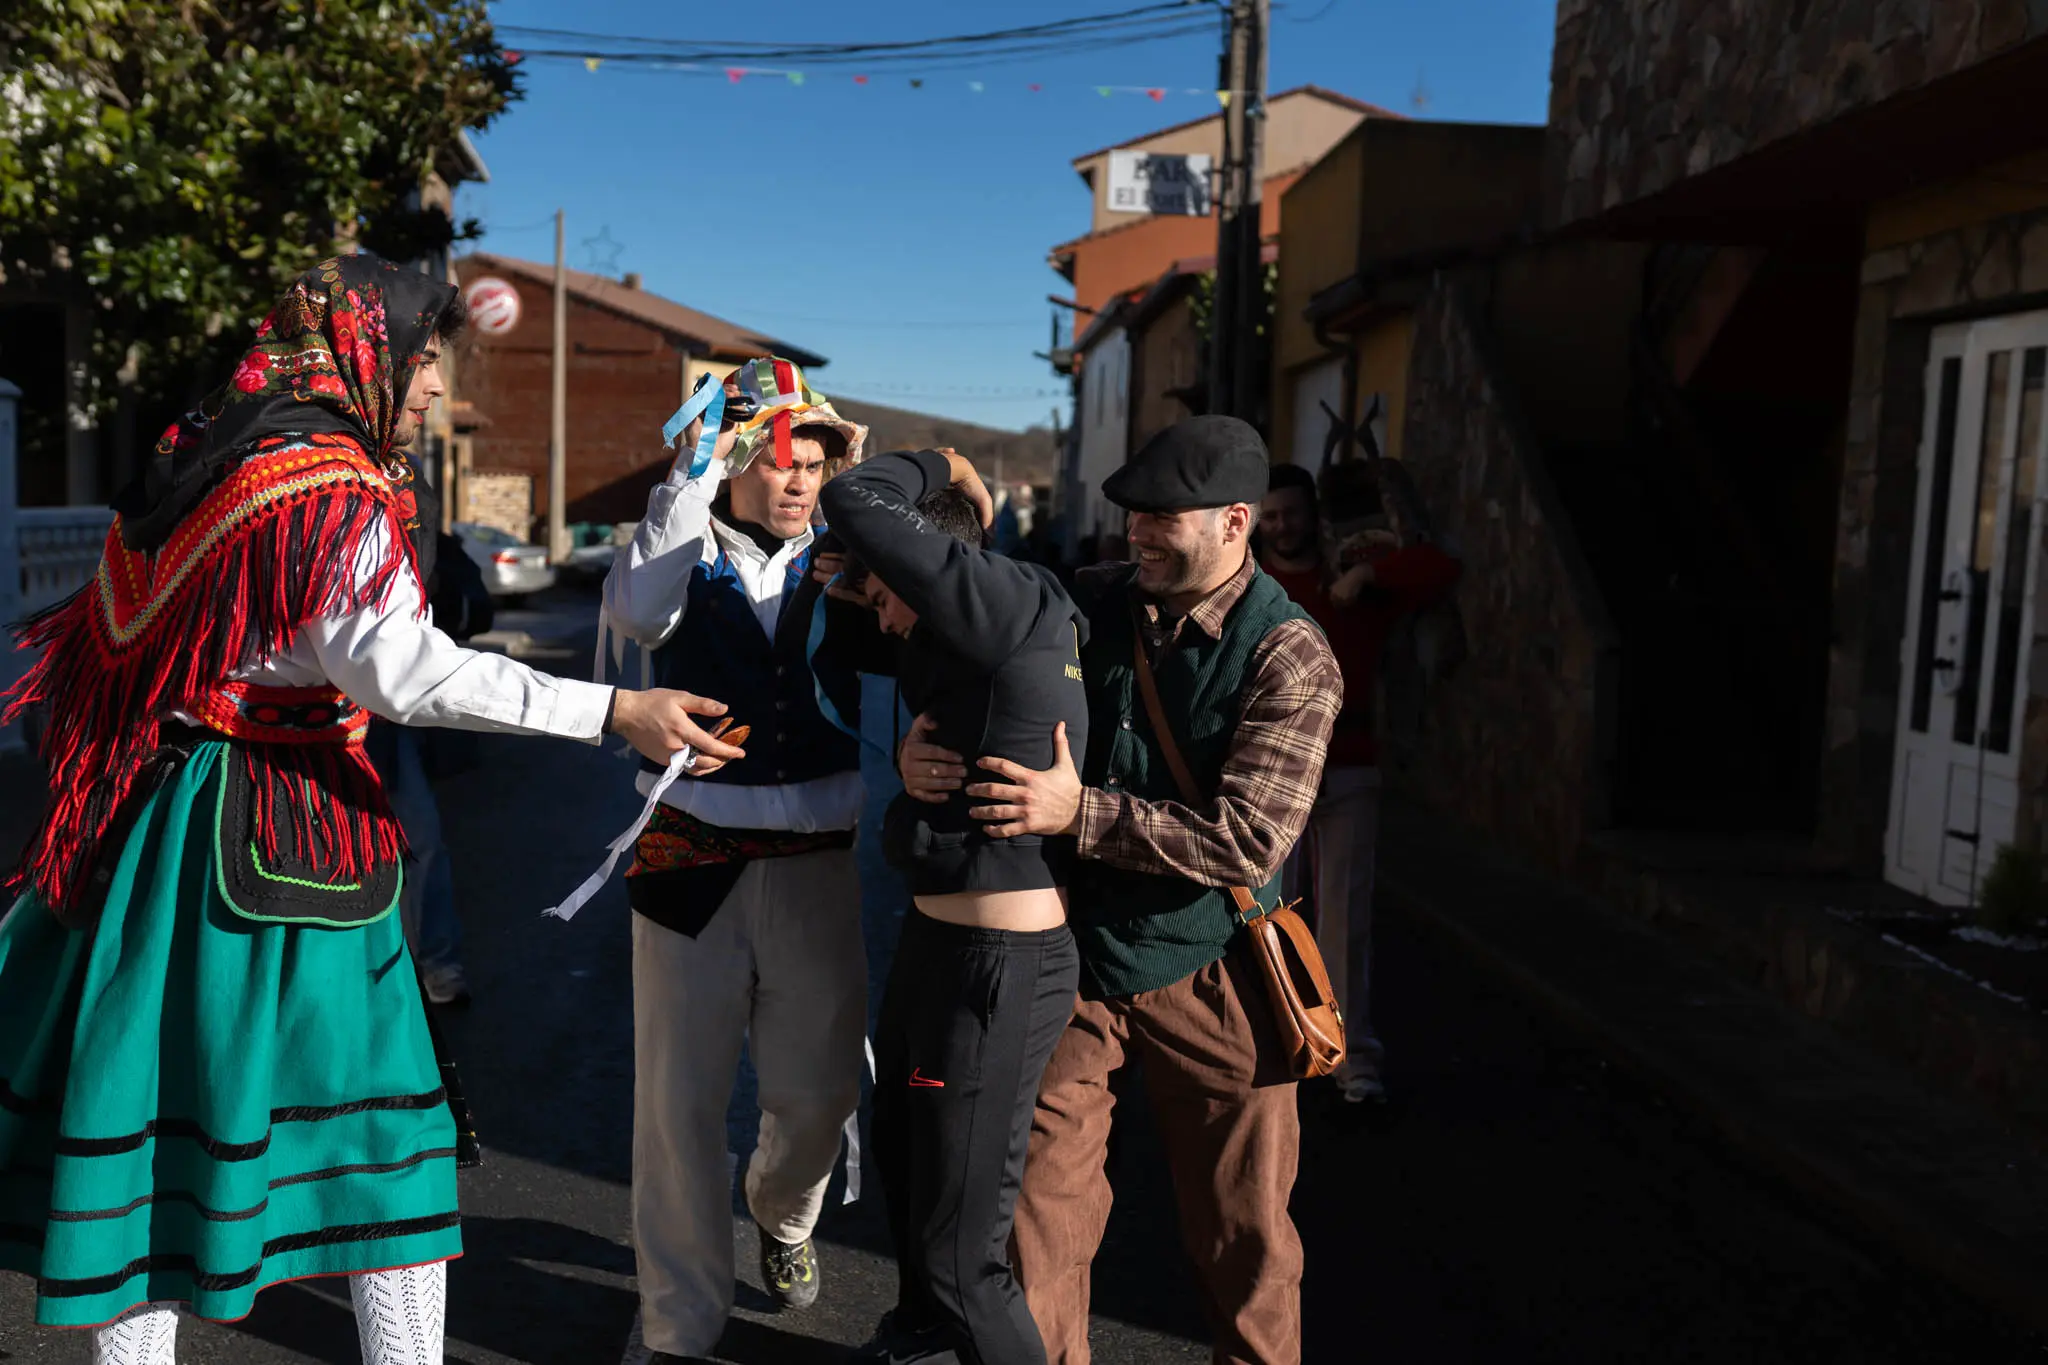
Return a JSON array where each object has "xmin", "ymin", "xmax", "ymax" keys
[{"xmin": 581, "ymin": 226, "xmax": 625, "ymax": 274}]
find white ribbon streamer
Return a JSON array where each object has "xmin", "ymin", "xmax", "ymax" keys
[
  {"xmin": 542, "ymin": 744, "xmax": 698, "ymax": 922},
  {"xmin": 841, "ymin": 1033, "xmax": 877, "ymax": 1205}
]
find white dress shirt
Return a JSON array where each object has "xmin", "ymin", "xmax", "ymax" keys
[
  {"xmin": 196, "ymin": 512, "xmax": 614, "ymax": 742},
  {"xmin": 601, "ymin": 451, "xmax": 864, "ymax": 833}
]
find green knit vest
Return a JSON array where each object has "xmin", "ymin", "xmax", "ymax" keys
[{"xmin": 1071, "ymin": 565, "xmax": 1312, "ymax": 998}]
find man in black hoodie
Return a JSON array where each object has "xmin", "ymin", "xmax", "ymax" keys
[{"xmin": 819, "ymin": 449, "xmax": 1088, "ymax": 1365}]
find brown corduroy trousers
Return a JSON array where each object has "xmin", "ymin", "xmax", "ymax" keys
[{"xmin": 1010, "ymin": 952, "xmax": 1303, "ymax": 1365}]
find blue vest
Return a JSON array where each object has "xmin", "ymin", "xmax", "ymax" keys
[{"xmin": 643, "ymin": 540, "xmax": 859, "ymax": 790}]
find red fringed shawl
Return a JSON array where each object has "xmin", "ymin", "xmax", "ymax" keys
[{"xmin": 2, "ymin": 433, "xmax": 422, "ymax": 922}]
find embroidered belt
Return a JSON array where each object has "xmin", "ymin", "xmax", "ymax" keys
[{"xmin": 188, "ymin": 682, "xmax": 370, "ymax": 748}]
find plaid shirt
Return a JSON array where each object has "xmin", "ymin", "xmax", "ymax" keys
[{"xmin": 1074, "ymin": 554, "xmax": 1342, "ymax": 889}]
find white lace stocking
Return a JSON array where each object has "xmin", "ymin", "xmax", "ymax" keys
[
  {"xmin": 349, "ymin": 1261, "xmax": 448, "ymax": 1365},
  {"xmin": 90, "ymin": 1303, "xmax": 179, "ymax": 1365}
]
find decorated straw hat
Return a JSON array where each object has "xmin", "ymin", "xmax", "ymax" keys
[
  {"xmin": 720, "ymin": 357, "xmax": 867, "ymax": 476},
  {"xmin": 662, "ymin": 357, "xmax": 868, "ymax": 478}
]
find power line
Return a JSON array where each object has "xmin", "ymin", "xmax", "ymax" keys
[
  {"xmin": 512, "ymin": 28, "xmax": 1219, "ymax": 76},
  {"xmin": 496, "ymin": 4, "xmax": 1219, "ymax": 62},
  {"xmin": 499, "ymin": 8, "xmax": 1221, "ymax": 75},
  {"xmin": 727, "ymin": 313, "xmax": 1047, "ymax": 331},
  {"xmin": 1280, "ymin": 0, "xmax": 1343, "ymax": 22}
]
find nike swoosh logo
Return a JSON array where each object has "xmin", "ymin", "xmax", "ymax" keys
[{"xmin": 909, "ymin": 1068, "xmax": 945, "ymax": 1088}]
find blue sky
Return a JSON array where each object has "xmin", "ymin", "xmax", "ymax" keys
[{"xmin": 466, "ymin": 1, "xmax": 1556, "ymax": 431}]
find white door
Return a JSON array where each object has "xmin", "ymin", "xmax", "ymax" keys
[
  {"xmin": 1887, "ymin": 313, "xmax": 2048, "ymax": 906},
  {"xmin": 1289, "ymin": 358, "xmax": 1345, "ymax": 469}
]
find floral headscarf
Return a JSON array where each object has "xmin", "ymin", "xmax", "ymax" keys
[{"xmin": 116, "ymin": 254, "xmax": 458, "ymax": 553}]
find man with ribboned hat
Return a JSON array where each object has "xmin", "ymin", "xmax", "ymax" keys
[
  {"xmin": 897, "ymin": 415, "xmax": 1344, "ymax": 1364},
  {"xmin": 600, "ymin": 358, "xmax": 875, "ymax": 1363}
]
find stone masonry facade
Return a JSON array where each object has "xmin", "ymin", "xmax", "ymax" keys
[
  {"xmin": 1392, "ymin": 281, "xmax": 1617, "ymax": 870},
  {"xmin": 1547, "ymin": 0, "xmax": 2047, "ymax": 226}
]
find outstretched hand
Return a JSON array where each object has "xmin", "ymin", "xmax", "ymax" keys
[
  {"xmin": 968, "ymin": 722, "xmax": 1081, "ymax": 839},
  {"xmin": 609, "ymin": 688, "xmax": 747, "ymax": 773}
]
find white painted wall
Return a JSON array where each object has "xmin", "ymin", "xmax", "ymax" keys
[{"xmin": 1071, "ymin": 330, "xmax": 1131, "ymax": 550}]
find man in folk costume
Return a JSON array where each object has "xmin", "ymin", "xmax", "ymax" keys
[
  {"xmin": 601, "ymin": 359, "xmax": 872, "ymax": 1364},
  {"xmin": 899, "ymin": 418, "xmax": 1343, "ymax": 1365},
  {"xmin": 0, "ymin": 255, "xmax": 739, "ymax": 1364}
]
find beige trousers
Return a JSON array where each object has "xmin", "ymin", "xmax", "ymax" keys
[{"xmin": 630, "ymin": 847, "xmax": 867, "ymax": 1357}]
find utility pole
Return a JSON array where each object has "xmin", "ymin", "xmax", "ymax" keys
[
  {"xmin": 548, "ymin": 209, "xmax": 569, "ymax": 563},
  {"xmin": 1208, "ymin": 0, "xmax": 1268, "ymax": 422}
]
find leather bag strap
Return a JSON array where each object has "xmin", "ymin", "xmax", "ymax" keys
[{"xmin": 1128, "ymin": 624, "xmax": 1264, "ymax": 923}]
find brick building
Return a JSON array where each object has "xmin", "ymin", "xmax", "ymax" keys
[{"xmin": 452, "ymin": 253, "xmax": 825, "ymax": 530}]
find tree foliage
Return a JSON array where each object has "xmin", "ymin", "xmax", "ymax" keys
[{"xmin": 0, "ymin": 0, "xmax": 520, "ymax": 424}]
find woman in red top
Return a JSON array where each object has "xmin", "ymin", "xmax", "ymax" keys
[{"xmin": 1258, "ymin": 462, "xmax": 1461, "ymax": 1105}]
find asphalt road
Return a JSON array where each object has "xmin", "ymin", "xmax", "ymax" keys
[{"xmin": 0, "ymin": 599, "xmax": 2040, "ymax": 1363}]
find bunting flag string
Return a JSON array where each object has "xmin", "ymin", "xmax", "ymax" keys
[
  {"xmin": 510, "ymin": 48, "xmax": 1250, "ymax": 102},
  {"xmin": 543, "ymin": 59, "xmax": 1248, "ymax": 103}
]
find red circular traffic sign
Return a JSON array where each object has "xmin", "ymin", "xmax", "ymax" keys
[{"xmin": 464, "ymin": 276, "xmax": 522, "ymax": 336}]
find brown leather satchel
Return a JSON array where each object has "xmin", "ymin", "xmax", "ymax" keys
[{"xmin": 1128, "ymin": 630, "xmax": 1347, "ymax": 1080}]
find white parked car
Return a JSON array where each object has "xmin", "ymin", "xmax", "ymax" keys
[{"xmin": 451, "ymin": 522, "xmax": 556, "ymax": 602}]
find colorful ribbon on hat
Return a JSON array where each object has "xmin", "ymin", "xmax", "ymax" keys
[
  {"xmin": 732, "ymin": 357, "xmax": 811, "ymax": 471},
  {"xmin": 658, "ymin": 357, "xmax": 844, "ymax": 478}
]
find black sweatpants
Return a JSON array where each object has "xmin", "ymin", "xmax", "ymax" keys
[{"xmin": 872, "ymin": 911, "xmax": 1080, "ymax": 1365}]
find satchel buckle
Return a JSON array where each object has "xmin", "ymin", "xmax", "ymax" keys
[{"xmin": 1236, "ymin": 895, "xmax": 1300, "ymax": 928}]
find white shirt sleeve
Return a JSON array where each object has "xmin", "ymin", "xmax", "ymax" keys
[
  {"xmin": 601, "ymin": 450, "xmax": 726, "ymax": 648},
  {"xmin": 302, "ymin": 528, "xmax": 614, "ymax": 742}
]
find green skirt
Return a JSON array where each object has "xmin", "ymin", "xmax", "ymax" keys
[{"xmin": 0, "ymin": 742, "xmax": 460, "ymax": 1328}]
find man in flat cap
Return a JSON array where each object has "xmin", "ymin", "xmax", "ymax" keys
[{"xmin": 898, "ymin": 415, "xmax": 1343, "ymax": 1364}]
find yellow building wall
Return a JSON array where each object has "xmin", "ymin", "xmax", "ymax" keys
[
  {"xmin": 1353, "ymin": 312, "xmax": 1413, "ymax": 462},
  {"xmin": 1270, "ymin": 133, "xmax": 1365, "ymax": 467},
  {"xmin": 685, "ymin": 357, "xmax": 739, "ymax": 404}
]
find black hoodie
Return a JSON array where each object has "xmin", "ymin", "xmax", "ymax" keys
[{"xmin": 819, "ymin": 450, "xmax": 1091, "ymax": 896}]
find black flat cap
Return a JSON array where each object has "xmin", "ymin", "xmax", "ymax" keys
[{"xmin": 1105, "ymin": 416, "xmax": 1270, "ymax": 513}]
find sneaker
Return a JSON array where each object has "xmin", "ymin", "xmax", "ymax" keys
[
  {"xmin": 850, "ymin": 1311, "xmax": 956, "ymax": 1364},
  {"xmin": 756, "ymin": 1223, "xmax": 820, "ymax": 1310},
  {"xmin": 1339, "ymin": 1074, "xmax": 1386, "ymax": 1105},
  {"xmin": 422, "ymin": 963, "xmax": 471, "ymax": 1008}
]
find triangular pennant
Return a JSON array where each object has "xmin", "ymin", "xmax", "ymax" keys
[
  {"xmin": 910, "ymin": 78, "xmax": 924, "ymax": 89},
  {"xmin": 1028, "ymin": 83, "xmax": 1042, "ymax": 92},
  {"xmin": 1097, "ymin": 86, "xmax": 1112, "ymax": 97},
  {"xmin": 854, "ymin": 74, "xmax": 869, "ymax": 85},
  {"xmin": 503, "ymin": 49, "xmax": 523, "ymax": 64},
  {"xmin": 726, "ymin": 67, "xmax": 745, "ymax": 83},
  {"xmin": 787, "ymin": 71, "xmax": 804, "ymax": 85},
  {"xmin": 1147, "ymin": 88, "xmax": 1165, "ymax": 101},
  {"xmin": 1217, "ymin": 90, "xmax": 1232, "ymax": 108},
  {"xmin": 584, "ymin": 57, "xmax": 601, "ymax": 73},
  {"xmin": 969, "ymin": 80, "xmax": 984, "ymax": 93}
]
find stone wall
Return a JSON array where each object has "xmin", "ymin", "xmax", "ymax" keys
[
  {"xmin": 1819, "ymin": 205, "xmax": 2048, "ymax": 870},
  {"xmin": 462, "ymin": 470, "xmax": 534, "ymax": 542},
  {"xmin": 1392, "ymin": 280, "xmax": 1618, "ymax": 872},
  {"xmin": 1547, "ymin": 0, "xmax": 2047, "ymax": 226}
]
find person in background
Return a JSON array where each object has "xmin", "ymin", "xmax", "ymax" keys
[
  {"xmin": 1256, "ymin": 461, "xmax": 1461, "ymax": 1107},
  {"xmin": 601, "ymin": 360, "xmax": 872, "ymax": 1365}
]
